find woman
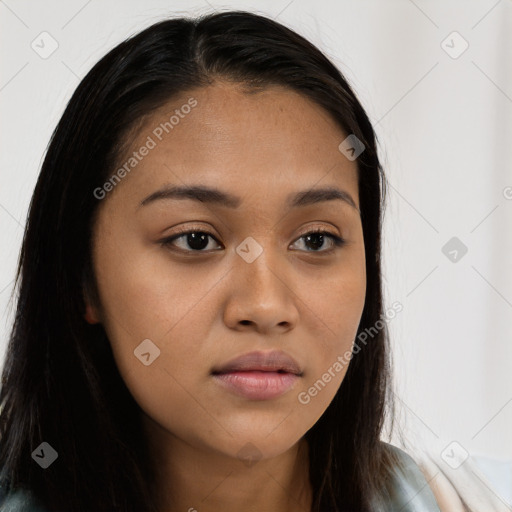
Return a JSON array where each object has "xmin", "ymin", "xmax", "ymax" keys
[{"xmin": 0, "ymin": 9, "xmax": 489, "ymax": 512}]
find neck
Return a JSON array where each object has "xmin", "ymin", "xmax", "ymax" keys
[{"xmin": 144, "ymin": 415, "xmax": 312, "ymax": 512}]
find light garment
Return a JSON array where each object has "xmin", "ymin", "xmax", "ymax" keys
[
  {"xmin": 371, "ymin": 443, "xmax": 442, "ymax": 511},
  {"xmin": 0, "ymin": 482, "xmax": 46, "ymax": 512},
  {"xmin": 408, "ymin": 445, "xmax": 512, "ymax": 512},
  {"xmin": 2, "ymin": 442, "xmax": 506, "ymax": 511}
]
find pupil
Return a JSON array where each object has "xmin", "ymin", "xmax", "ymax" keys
[
  {"xmin": 305, "ymin": 233, "xmax": 323, "ymax": 250},
  {"xmin": 187, "ymin": 232, "xmax": 209, "ymax": 250}
]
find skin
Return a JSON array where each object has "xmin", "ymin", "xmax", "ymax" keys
[{"xmin": 84, "ymin": 81, "xmax": 366, "ymax": 512}]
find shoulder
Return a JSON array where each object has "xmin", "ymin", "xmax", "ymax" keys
[
  {"xmin": 0, "ymin": 477, "xmax": 47, "ymax": 512},
  {"xmin": 375, "ymin": 441, "xmax": 442, "ymax": 512}
]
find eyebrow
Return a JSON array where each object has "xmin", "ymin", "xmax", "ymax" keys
[{"xmin": 139, "ymin": 184, "xmax": 359, "ymax": 212}]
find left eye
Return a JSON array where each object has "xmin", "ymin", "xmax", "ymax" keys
[
  {"xmin": 291, "ymin": 230, "xmax": 346, "ymax": 252},
  {"xmin": 160, "ymin": 229, "xmax": 346, "ymax": 253}
]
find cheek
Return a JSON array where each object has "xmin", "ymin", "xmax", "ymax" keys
[
  {"xmin": 295, "ymin": 249, "xmax": 366, "ymax": 415},
  {"xmin": 93, "ymin": 229, "xmax": 217, "ymax": 343},
  {"xmin": 302, "ymin": 243, "xmax": 366, "ymax": 345},
  {"xmin": 93, "ymin": 243, "xmax": 221, "ymax": 447},
  {"xmin": 91, "ymin": 231, "xmax": 225, "ymax": 408}
]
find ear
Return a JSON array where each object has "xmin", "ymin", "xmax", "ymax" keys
[
  {"xmin": 82, "ymin": 284, "xmax": 101, "ymax": 325},
  {"xmin": 84, "ymin": 301, "xmax": 100, "ymax": 324}
]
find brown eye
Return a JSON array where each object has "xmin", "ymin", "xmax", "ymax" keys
[
  {"xmin": 291, "ymin": 230, "xmax": 346, "ymax": 253},
  {"xmin": 161, "ymin": 230, "xmax": 222, "ymax": 253}
]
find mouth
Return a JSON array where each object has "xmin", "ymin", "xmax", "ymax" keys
[
  {"xmin": 211, "ymin": 368, "xmax": 298, "ymax": 375},
  {"xmin": 211, "ymin": 370, "xmax": 301, "ymax": 400},
  {"xmin": 211, "ymin": 350, "xmax": 303, "ymax": 376},
  {"xmin": 210, "ymin": 350, "xmax": 303, "ymax": 401}
]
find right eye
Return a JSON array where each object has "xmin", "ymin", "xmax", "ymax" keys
[{"xmin": 160, "ymin": 229, "xmax": 222, "ymax": 253}]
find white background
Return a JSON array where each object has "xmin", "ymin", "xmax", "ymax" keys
[{"xmin": 1, "ymin": 0, "xmax": 511, "ymax": 501}]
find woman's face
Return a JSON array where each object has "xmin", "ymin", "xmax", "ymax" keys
[{"xmin": 87, "ymin": 82, "xmax": 366, "ymax": 463}]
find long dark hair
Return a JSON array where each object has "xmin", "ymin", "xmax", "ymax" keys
[{"xmin": 0, "ymin": 10, "xmax": 400, "ymax": 511}]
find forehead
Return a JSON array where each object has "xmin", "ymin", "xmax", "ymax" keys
[{"xmin": 104, "ymin": 81, "xmax": 359, "ymax": 212}]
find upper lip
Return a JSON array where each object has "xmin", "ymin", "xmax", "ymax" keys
[{"xmin": 211, "ymin": 350, "xmax": 303, "ymax": 376}]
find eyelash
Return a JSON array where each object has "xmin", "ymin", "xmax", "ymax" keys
[{"xmin": 159, "ymin": 226, "xmax": 346, "ymax": 255}]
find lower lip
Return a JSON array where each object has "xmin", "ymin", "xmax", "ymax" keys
[{"xmin": 212, "ymin": 371, "xmax": 300, "ymax": 400}]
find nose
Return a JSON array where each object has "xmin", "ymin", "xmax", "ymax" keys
[{"xmin": 222, "ymin": 246, "xmax": 299, "ymax": 334}]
